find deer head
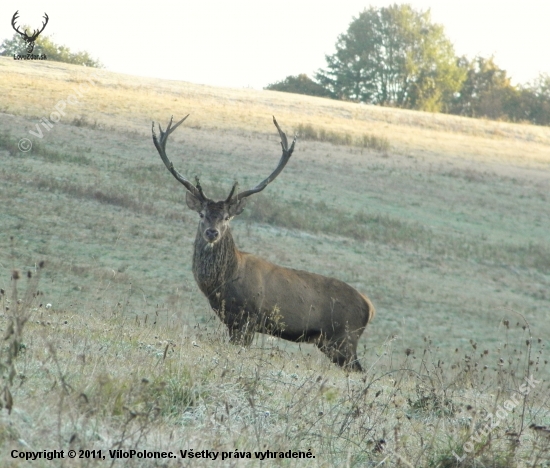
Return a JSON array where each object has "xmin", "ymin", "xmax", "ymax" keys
[
  {"xmin": 152, "ymin": 115, "xmax": 296, "ymax": 245},
  {"xmin": 11, "ymin": 11, "xmax": 49, "ymax": 54}
]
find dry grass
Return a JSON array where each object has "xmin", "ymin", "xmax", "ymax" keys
[
  {"xmin": 0, "ymin": 270, "xmax": 548, "ymax": 467},
  {"xmin": 0, "ymin": 57, "xmax": 549, "ymax": 466},
  {"xmin": 2, "ymin": 57, "xmax": 550, "ymax": 168},
  {"xmin": 295, "ymin": 122, "xmax": 390, "ymax": 152}
]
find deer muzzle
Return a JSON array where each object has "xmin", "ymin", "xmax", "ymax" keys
[{"xmin": 205, "ymin": 228, "xmax": 220, "ymax": 243}]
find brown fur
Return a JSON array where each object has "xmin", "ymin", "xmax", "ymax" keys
[{"xmin": 189, "ymin": 199, "xmax": 375, "ymax": 371}]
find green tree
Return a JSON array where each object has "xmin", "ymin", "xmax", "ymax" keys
[
  {"xmin": 316, "ymin": 4, "xmax": 463, "ymax": 111},
  {"xmin": 265, "ymin": 74, "xmax": 333, "ymax": 98},
  {"xmin": 515, "ymin": 73, "xmax": 550, "ymax": 126},
  {"xmin": 0, "ymin": 31, "xmax": 103, "ymax": 68},
  {"xmin": 450, "ymin": 56, "xmax": 518, "ymax": 119}
]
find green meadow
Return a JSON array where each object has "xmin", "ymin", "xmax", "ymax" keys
[{"xmin": 1, "ymin": 57, "xmax": 549, "ymax": 466}]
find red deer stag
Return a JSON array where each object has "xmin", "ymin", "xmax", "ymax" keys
[{"xmin": 152, "ymin": 115, "xmax": 375, "ymax": 371}]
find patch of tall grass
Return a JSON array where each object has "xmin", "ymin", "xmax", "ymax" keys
[
  {"xmin": 296, "ymin": 123, "xmax": 390, "ymax": 152},
  {"xmin": 245, "ymin": 195, "xmax": 550, "ymax": 272},
  {"xmin": 0, "ymin": 131, "xmax": 92, "ymax": 165}
]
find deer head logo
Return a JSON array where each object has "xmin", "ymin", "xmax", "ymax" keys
[{"xmin": 11, "ymin": 10, "xmax": 49, "ymax": 54}]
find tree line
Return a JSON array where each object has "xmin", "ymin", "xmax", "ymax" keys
[
  {"xmin": 266, "ymin": 4, "xmax": 550, "ymax": 127},
  {"xmin": 0, "ymin": 31, "xmax": 102, "ymax": 68}
]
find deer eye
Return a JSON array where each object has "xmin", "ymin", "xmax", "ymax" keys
[
  {"xmin": 199, "ymin": 213, "xmax": 204, "ymax": 219},
  {"xmin": 224, "ymin": 216, "xmax": 230, "ymax": 221}
]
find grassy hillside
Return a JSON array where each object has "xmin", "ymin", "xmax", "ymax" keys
[{"xmin": 0, "ymin": 57, "xmax": 549, "ymax": 466}]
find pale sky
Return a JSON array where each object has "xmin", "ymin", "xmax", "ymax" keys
[{"xmin": 1, "ymin": 0, "xmax": 549, "ymax": 89}]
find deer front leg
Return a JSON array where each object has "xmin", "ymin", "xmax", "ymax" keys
[{"xmin": 227, "ymin": 310, "xmax": 255, "ymax": 346}]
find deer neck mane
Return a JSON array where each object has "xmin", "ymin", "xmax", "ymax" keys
[{"xmin": 192, "ymin": 227, "xmax": 239, "ymax": 300}]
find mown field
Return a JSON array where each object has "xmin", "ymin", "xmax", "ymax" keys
[{"xmin": 0, "ymin": 57, "xmax": 549, "ymax": 467}]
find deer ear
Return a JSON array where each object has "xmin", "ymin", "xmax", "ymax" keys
[
  {"xmin": 228, "ymin": 198, "xmax": 247, "ymax": 217},
  {"xmin": 186, "ymin": 191, "xmax": 203, "ymax": 212}
]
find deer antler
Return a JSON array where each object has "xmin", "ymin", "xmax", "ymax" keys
[
  {"xmin": 11, "ymin": 11, "xmax": 49, "ymax": 42},
  {"xmin": 232, "ymin": 117, "xmax": 296, "ymax": 201},
  {"xmin": 11, "ymin": 11, "xmax": 26, "ymax": 39},
  {"xmin": 152, "ymin": 115, "xmax": 210, "ymax": 201},
  {"xmin": 153, "ymin": 115, "xmax": 295, "ymax": 203},
  {"xmin": 30, "ymin": 13, "xmax": 49, "ymax": 41}
]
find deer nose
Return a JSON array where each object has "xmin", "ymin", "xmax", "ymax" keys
[{"xmin": 205, "ymin": 228, "xmax": 219, "ymax": 241}]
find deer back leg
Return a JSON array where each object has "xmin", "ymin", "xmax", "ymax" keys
[{"xmin": 317, "ymin": 338, "xmax": 363, "ymax": 372}]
